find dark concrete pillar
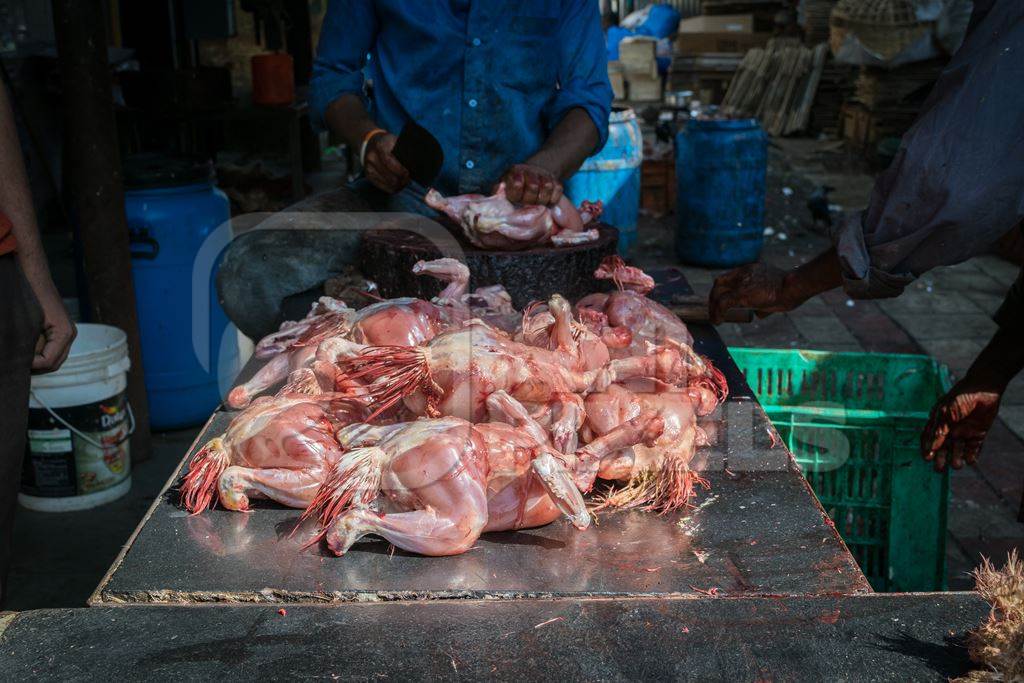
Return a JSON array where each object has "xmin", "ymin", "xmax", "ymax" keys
[{"xmin": 53, "ymin": 0, "xmax": 152, "ymax": 459}]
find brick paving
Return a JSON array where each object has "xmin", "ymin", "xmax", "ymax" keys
[{"xmin": 635, "ymin": 138, "xmax": 1024, "ymax": 590}]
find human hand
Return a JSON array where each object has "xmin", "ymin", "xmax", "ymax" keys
[
  {"xmin": 32, "ymin": 289, "xmax": 75, "ymax": 373},
  {"xmin": 497, "ymin": 164, "xmax": 563, "ymax": 206},
  {"xmin": 921, "ymin": 377, "xmax": 1002, "ymax": 472},
  {"xmin": 708, "ymin": 263, "xmax": 801, "ymax": 325},
  {"xmin": 363, "ymin": 132, "xmax": 410, "ymax": 194}
]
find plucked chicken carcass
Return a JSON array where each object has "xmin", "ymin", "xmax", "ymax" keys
[
  {"xmin": 577, "ymin": 255, "xmax": 695, "ymax": 353},
  {"xmin": 227, "ymin": 258, "xmax": 512, "ymax": 409},
  {"xmin": 577, "ymin": 256, "xmax": 728, "ymax": 403},
  {"xmin": 425, "ymin": 183, "xmax": 603, "ymax": 250},
  {"xmin": 304, "ymin": 391, "xmax": 665, "ymax": 557},
  {"xmin": 580, "ymin": 383, "xmax": 716, "ymax": 512},
  {"xmin": 181, "ymin": 369, "xmax": 361, "ymax": 514}
]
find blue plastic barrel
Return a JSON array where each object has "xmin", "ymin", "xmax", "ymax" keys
[
  {"xmin": 675, "ymin": 118, "xmax": 767, "ymax": 267},
  {"xmin": 124, "ymin": 155, "xmax": 240, "ymax": 429},
  {"xmin": 565, "ymin": 108, "xmax": 643, "ymax": 255}
]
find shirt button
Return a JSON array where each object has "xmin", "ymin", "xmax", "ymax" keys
[
  {"xmin": 465, "ymin": 160, "xmax": 475, "ymax": 169},
  {"xmin": 471, "ymin": 37, "xmax": 481, "ymax": 47},
  {"xmin": 468, "ymin": 98, "xmax": 478, "ymax": 108}
]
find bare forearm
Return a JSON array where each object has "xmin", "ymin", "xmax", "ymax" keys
[
  {"xmin": 323, "ymin": 93, "xmax": 382, "ymax": 151},
  {"xmin": 782, "ymin": 248, "xmax": 843, "ymax": 307},
  {"xmin": 0, "ymin": 82, "xmax": 56, "ymax": 298},
  {"xmin": 526, "ymin": 108, "xmax": 599, "ymax": 181}
]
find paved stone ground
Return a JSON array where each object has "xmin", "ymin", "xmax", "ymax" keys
[{"xmin": 635, "ymin": 138, "xmax": 1024, "ymax": 589}]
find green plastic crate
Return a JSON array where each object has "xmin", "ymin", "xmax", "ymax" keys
[{"xmin": 729, "ymin": 348, "xmax": 952, "ymax": 592}]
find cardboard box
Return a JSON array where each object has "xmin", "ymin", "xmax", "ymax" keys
[
  {"xmin": 619, "ymin": 36, "xmax": 658, "ymax": 78},
  {"xmin": 626, "ymin": 73, "xmax": 663, "ymax": 102},
  {"xmin": 608, "ymin": 61, "xmax": 627, "ymax": 100},
  {"xmin": 674, "ymin": 14, "xmax": 770, "ymax": 55}
]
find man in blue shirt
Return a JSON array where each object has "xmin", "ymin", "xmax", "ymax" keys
[
  {"xmin": 218, "ymin": 1, "xmax": 614, "ymax": 338},
  {"xmin": 311, "ymin": 0, "xmax": 613, "ymax": 211}
]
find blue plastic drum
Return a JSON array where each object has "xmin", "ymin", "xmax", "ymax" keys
[
  {"xmin": 124, "ymin": 155, "xmax": 240, "ymax": 429},
  {"xmin": 565, "ymin": 107, "xmax": 643, "ymax": 255},
  {"xmin": 675, "ymin": 118, "xmax": 768, "ymax": 267}
]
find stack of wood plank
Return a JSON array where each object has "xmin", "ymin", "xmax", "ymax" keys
[{"xmin": 720, "ymin": 41, "xmax": 829, "ymax": 136}]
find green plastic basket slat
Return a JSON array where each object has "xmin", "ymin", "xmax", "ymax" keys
[{"xmin": 730, "ymin": 347, "xmax": 951, "ymax": 592}]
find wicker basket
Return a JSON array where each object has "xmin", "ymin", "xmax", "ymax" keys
[{"xmin": 830, "ymin": 0, "xmax": 934, "ymax": 62}]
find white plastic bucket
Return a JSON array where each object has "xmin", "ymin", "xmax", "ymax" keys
[{"xmin": 20, "ymin": 324, "xmax": 134, "ymax": 512}]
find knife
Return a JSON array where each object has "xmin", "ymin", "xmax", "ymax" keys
[{"xmin": 392, "ymin": 121, "xmax": 445, "ymax": 189}]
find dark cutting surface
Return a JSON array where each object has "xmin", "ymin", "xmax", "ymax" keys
[
  {"xmin": 92, "ymin": 269, "xmax": 867, "ymax": 604},
  {"xmin": 1, "ymin": 594, "xmax": 986, "ymax": 680}
]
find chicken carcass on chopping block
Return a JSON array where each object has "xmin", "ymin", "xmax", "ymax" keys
[
  {"xmin": 227, "ymin": 258, "xmax": 516, "ymax": 409},
  {"xmin": 425, "ymin": 183, "xmax": 603, "ymax": 250}
]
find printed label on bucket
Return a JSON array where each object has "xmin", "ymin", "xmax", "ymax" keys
[{"xmin": 22, "ymin": 392, "xmax": 131, "ymax": 498}]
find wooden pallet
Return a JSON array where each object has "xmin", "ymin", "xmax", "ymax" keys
[{"xmin": 720, "ymin": 41, "xmax": 829, "ymax": 136}]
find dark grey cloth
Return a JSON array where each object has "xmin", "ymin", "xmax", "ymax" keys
[
  {"xmin": 0, "ymin": 253, "xmax": 43, "ymax": 608},
  {"xmin": 833, "ymin": 0, "xmax": 1024, "ymax": 299}
]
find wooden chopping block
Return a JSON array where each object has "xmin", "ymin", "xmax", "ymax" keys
[{"xmin": 669, "ymin": 294, "xmax": 754, "ymax": 323}]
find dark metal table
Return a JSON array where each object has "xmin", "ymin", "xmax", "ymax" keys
[
  {"xmin": 12, "ymin": 269, "xmax": 986, "ymax": 679},
  {"xmin": 0, "ymin": 594, "xmax": 987, "ymax": 680},
  {"xmin": 90, "ymin": 271, "xmax": 869, "ymax": 605}
]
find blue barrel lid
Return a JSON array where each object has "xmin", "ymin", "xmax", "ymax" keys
[
  {"xmin": 123, "ymin": 154, "xmax": 215, "ymax": 190},
  {"xmin": 683, "ymin": 117, "xmax": 761, "ymax": 132}
]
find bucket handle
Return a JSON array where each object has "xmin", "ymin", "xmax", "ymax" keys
[
  {"xmin": 29, "ymin": 390, "xmax": 136, "ymax": 450},
  {"xmin": 129, "ymin": 226, "xmax": 160, "ymax": 260}
]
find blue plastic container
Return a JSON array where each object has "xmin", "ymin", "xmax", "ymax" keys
[
  {"xmin": 675, "ymin": 118, "xmax": 767, "ymax": 267},
  {"xmin": 124, "ymin": 156, "xmax": 240, "ymax": 429},
  {"xmin": 633, "ymin": 4, "xmax": 682, "ymax": 40},
  {"xmin": 565, "ymin": 108, "xmax": 643, "ymax": 255}
]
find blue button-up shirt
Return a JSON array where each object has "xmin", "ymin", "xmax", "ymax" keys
[{"xmin": 310, "ymin": 0, "xmax": 613, "ymax": 197}]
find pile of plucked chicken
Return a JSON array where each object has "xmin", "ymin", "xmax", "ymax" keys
[{"xmin": 181, "ymin": 256, "xmax": 727, "ymax": 557}]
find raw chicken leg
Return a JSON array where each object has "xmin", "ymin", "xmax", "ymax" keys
[{"xmin": 425, "ymin": 183, "xmax": 603, "ymax": 250}]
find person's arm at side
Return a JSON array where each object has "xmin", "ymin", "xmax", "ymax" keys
[
  {"xmin": 708, "ymin": 247, "xmax": 843, "ymax": 324},
  {"xmin": 310, "ymin": 0, "xmax": 407, "ymax": 193},
  {"xmin": 499, "ymin": 0, "xmax": 612, "ymax": 206},
  {"xmin": 0, "ymin": 81, "xmax": 74, "ymax": 373},
  {"xmin": 922, "ymin": 270, "xmax": 1024, "ymax": 471}
]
